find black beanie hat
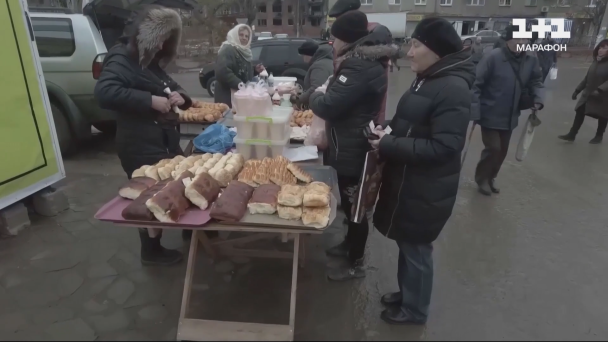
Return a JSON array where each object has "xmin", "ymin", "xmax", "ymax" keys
[
  {"xmin": 331, "ymin": 10, "xmax": 368, "ymax": 44},
  {"xmin": 298, "ymin": 40, "xmax": 319, "ymax": 56},
  {"xmin": 412, "ymin": 17, "xmax": 463, "ymax": 58},
  {"xmin": 328, "ymin": 0, "xmax": 361, "ymax": 18}
]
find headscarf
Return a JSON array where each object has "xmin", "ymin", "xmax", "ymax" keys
[{"xmin": 219, "ymin": 24, "xmax": 253, "ymax": 61}]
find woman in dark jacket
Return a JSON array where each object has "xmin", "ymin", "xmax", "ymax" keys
[
  {"xmin": 309, "ymin": 10, "xmax": 398, "ymax": 281},
  {"xmin": 559, "ymin": 39, "xmax": 608, "ymax": 144},
  {"xmin": 95, "ymin": 6, "xmax": 192, "ymax": 266},
  {"xmin": 296, "ymin": 40, "xmax": 334, "ymax": 108},
  {"xmin": 369, "ymin": 18, "xmax": 474, "ymax": 325}
]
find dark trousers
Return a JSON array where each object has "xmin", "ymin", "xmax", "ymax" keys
[
  {"xmin": 475, "ymin": 128, "xmax": 513, "ymax": 184},
  {"xmin": 397, "ymin": 240, "xmax": 433, "ymax": 321},
  {"xmin": 570, "ymin": 105, "xmax": 608, "ymax": 136},
  {"xmin": 338, "ymin": 175, "xmax": 369, "ymax": 263}
]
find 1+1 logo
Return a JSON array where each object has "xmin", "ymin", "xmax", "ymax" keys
[{"xmin": 512, "ymin": 18, "xmax": 570, "ymax": 52}]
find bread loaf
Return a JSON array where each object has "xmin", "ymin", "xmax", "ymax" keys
[
  {"xmin": 247, "ymin": 184, "xmax": 281, "ymax": 214},
  {"xmin": 210, "ymin": 181, "xmax": 254, "ymax": 222},
  {"xmin": 118, "ymin": 177, "xmax": 157, "ymax": 200},
  {"xmin": 122, "ymin": 180, "xmax": 171, "ymax": 221},
  {"xmin": 306, "ymin": 181, "xmax": 331, "ymax": 193},
  {"xmin": 303, "ymin": 190, "xmax": 330, "ymax": 207},
  {"xmin": 277, "ymin": 205, "xmax": 302, "ymax": 220},
  {"xmin": 146, "ymin": 179, "xmax": 191, "ymax": 223},
  {"xmin": 132, "ymin": 165, "xmax": 151, "ymax": 178},
  {"xmin": 286, "ymin": 163, "xmax": 313, "ymax": 183},
  {"xmin": 144, "ymin": 165, "xmax": 161, "ymax": 181},
  {"xmin": 302, "ymin": 206, "xmax": 331, "ymax": 228},
  {"xmin": 184, "ymin": 173, "xmax": 221, "ymax": 210},
  {"xmin": 277, "ymin": 184, "xmax": 305, "ymax": 207}
]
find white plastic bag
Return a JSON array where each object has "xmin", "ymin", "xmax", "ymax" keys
[
  {"xmin": 233, "ymin": 81, "xmax": 273, "ymax": 117},
  {"xmin": 304, "ymin": 114, "xmax": 327, "ymax": 150},
  {"xmin": 549, "ymin": 66, "xmax": 558, "ymax": 80}
]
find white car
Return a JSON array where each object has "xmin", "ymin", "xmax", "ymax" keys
[
  {"xmin": 257, "ymin": 32, "xmax": 273, "ymax": 40},
  {"xmin": 461, "ymin": 30, "xmax": 501, "ymax": 45},
  {"xmin": 274, "ymin": 34, "xmax": 288, "ymax": 39}
]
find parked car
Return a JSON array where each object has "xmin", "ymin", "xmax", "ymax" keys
[
  {"xmin": 274, "ymin": 34, "xmax": 288, "ymax": 38},
  {"xmin": 460, "ymin": 29, "xmax": 501, "ymax": 45},
  {"xmin": 257, "ymin": 32, "xmax": 273, "ymax": 41},
  {"xmin": 199, "ymin": 38, "xmax": 310, "ymax": 97}
]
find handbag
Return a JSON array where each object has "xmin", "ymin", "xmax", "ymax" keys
[{"xmin": 506, "ymin": 60, "xmax": 535, "ymax": 110}]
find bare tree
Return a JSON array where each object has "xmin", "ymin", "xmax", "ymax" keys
[{"xmin": 572, "ymin": 0, "xmax": 607, "ymax": 36}]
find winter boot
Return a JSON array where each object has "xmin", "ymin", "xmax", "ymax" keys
[
  {"xmin": 558, "ymin": 132, "xmax": 576, "ymax": 142},
  {"xmin": 139, "ymin": 230, "xmax": 183, "ymax": 266},
  {"xmin": 477, "ymin": 180, "xmax": 492, "ymax": 196},
  {"xmin": 327, "ymin": 258, "xmax": 365, "ymax": 281},
  {"xmin": 381, "ymin": 292, "xmax": 402, "ymax": 306},
  {"xmin": 589, "ymin": 135, "xmax": 603, "ymax": 144},
  {"xmin": 326, "ymin": 240, "xmax": 350, "ymax": 258},
  {"xmin": 489, "ymin": 179, "xmax": 500, "ymax": 194}
]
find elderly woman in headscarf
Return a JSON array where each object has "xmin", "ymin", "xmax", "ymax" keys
[{"xmin": 214, "ymin": 24, "xmax": 264, "ymax": 107}]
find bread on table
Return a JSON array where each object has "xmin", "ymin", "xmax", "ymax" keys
[
  {"xmin": 118, "ymin": 177, "xmax": 157, "ymax": 200},
  {"xmin": 122, "ymin": 180, "xmax": 171, "ymax": 221},
  {"xmin": 144, "ymin": 165, "xmax": 161, "ymax": 181},
  {"xmin": 277, "ymin": 205, "xmax": 302, "ymax": 220},
  {"xmin": 286, "ymin": 163, "xmax": 313, "ymax": 183},
  {"xmin": 132, "ymin": 165, "xmax": 151, "ymax": 178},
  {"xmin": 306, "ymin": 181, "xmax": 331, "ymax": 193},
  {"xmin": 210, "ymin": 181, "xmax": 254, "ymax": 222},
  {"xmin": 303, "ymin": 190, "xmax": 330, "ymax": 207},
  {"xmin": 270, "ymin": 161, "xmax": 297, "ymax": 186},
  {"xmin": 302, "ymin": 206, "xmax": 331, "ymax": 228},
  {"xmin": 253, "ymin": 158, "xmax": 272, "ymax": 185},
  {"xmin": 248, "ymin": 184, "xmax": 281, "ymax": 215},
  {"xmin": 277, "ymin": 184, "xmax": 306, "ymax": 207},
  {"xmin": 145, "ymin": 179, "xmax": 191, "ymax": 223},
  {"xmin": 184, "ymin": 173, "xmax": 221, "ymax": 210}
]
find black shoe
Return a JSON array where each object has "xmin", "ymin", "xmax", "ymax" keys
[
  {"xmin": 558, "ymin": 133, "xmax": 576, "ymax": 142},
  {"xmin": 381, "ymin": 292, "xmax": 402, "ymax": 306},
  {"xmin": 380, "ymin": 307, "xmax": 426, "ymax": 326},
  {"xmin": 327, "ymin": 259, "xmax": 365, "ymax": 281},
  {"xmin": 326, "ymin": 241, "xmax": 350, "ymax": 258},
  {"xmin": 489, "ymin": 179, "xmax": 500, "ymax": 194},
  {"xmin": 182, "ymin": 229, "xmax": 192, "ymax": 240},
  {"xmin": 477, "ymin": 181, "xmax": 492, "ymax": 196},
  {"xmin": 590, "ymin": 135, "xmax": 603, "ymax": 144},
  {"xmin": 139, "ymin": 230, "xmax": 183, "ymax": 266}
]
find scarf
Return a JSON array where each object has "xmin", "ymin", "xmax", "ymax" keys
[{"xmin": 219, "ymin": 24, "xmax": 253, "ymax": 61}]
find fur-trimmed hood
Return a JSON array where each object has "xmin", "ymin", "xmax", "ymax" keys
[
  {"xmin": 335, "ymin": 30, "xmax": 400, "ymax": 66},
  {"xmin": 121, "ymin": 5, "xmax": 182, "ymax": 68}
]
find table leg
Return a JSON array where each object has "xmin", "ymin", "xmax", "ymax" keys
[
  {"xmin": 179, "ymin": 230, "xmax": 199, "ymax": 320},
  {"xmin": 289, "ymin": 234, "xmax": 300, "ymax": 332},
  {"xmin": 183, "ymin": 140, "xmax": 194, "ymax": 157},
  {"xmin": 298, "ymin": 235, "xmax": 306, "ymax": 268}
]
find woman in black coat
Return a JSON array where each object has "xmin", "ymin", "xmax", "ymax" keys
[
  {"xmin": 369, "ymin": 18, "xmax": 474, "ymax": 325},
  {"xmin": 309, "ymin": 11, "xmax": 397, "ymax": 281},
  {"xmin": 95, "ymin": 6, "xmax": 192, "ymax": 266}
]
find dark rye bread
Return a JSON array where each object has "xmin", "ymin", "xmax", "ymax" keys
[
  {"xmin": 118, "ymin": 177, "xmax": 157, "ymax": 200},
  {"xmin": 210, "ymin": 180, "xmax": 254, "ymax": 222},
  {"xmin": 122, "ymin": 179, "xmax": 171, "ymax": 221},
  {"xmin": 185, "ymin": 172, "xmax": 221, "ymax": 210}
]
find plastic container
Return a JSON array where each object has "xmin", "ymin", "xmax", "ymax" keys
[
  {"xmin": 233, "ymin": 110, "xmax": 291, "ymax": 140},
  {"xmin": 234, "ymin": 133, "xmax": 290, "ymax": 160},
  {"xmin": 274, "ymin": 76, "xmax": 297, "ymax": 86}
]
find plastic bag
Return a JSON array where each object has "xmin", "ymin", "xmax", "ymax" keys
[
  {"xmin": 233, "ymin": 81, "xmax": 273, "ymax": 117},
  {"xmin": 549, "ymin": 66, "xmax": 558, "ymax": 80},
  {"xmin": 304, "ymin": 114, "xmax": 327, "ymax": 150},
  {"xmin": 193, "ymin": 123, "xmax": 236, "ymax": 153}
]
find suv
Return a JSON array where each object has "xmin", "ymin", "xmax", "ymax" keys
[{"xmin": 199, "ymin": 38, "xmax": 310, "ymax": 97}]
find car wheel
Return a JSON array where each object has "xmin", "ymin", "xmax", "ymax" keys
[
  {"xmin": 50, "ymin": 102, "xmax": 74, "ymax": 156},
  {"xmin": 92, "ymin": 121, "xmax": 116, "ymax": 135},
  {"xmin": 206, "ymin": 77, "xmax": 217, "ymax": 98}
]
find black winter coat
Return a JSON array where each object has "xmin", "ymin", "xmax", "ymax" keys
[
  {"xmin": 374, "ymin": 48, "xmax": 475, "ymax": 243},
  {"xmin": 94, "ymin": 7, "xmax": 192, "ymax": 177},
  {"xmin": 574, "ymin": 40, "xmax": 608, "ymax": 120},
  {"xmin": 310, "ymin": 33, "xmax": 398, "ymax": 178}
]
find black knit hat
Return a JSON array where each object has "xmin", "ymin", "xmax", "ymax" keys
[
  {"xmin": 298, "ymin": 40, "xmax": 319, "ymax": 56},
  {"xmin": 331, "ymin": 10, "xmax": 368, "ymax": 44},
  {"xmin": 504, "ymin": 24, "xmax": 518, "ymax": 41},
  {"xmin": 412, "ymin": 17, "xmax": 463, "ymax": 58},
  {"xmin": 328, "ymin": 0, "xmax": 361, "ymax": 18}
]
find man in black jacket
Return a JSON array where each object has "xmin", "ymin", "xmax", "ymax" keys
[
  {"xmin": 370, "ymin": 18, "xmax": 474, "ymax": 325},
  {"xmin": 309, "ymin": 11, "xmax": 398, "ymax": 281},
  {"xmin": 95, "ymin": 6, "xmax": 192, "ymax": 266}
]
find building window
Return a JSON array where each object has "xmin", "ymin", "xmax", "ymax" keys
[
  {"xmin": 440, "ymin": 0, "xmax": 452, "ymax": 5},
  {"xmin": 556, "ymin": 0, "xmax": 570, "ymax": 6},
  {"xmin": 258, "ymin": 4, "xmax": 266, "ymax": 12},
  {"xmin": 287, "ymin": 5, "xmax": 292, "ymax": 12},
  {"xmin": 257, "ymin": 19, "xmax": 267, "ymax": 26},
  {"xmin": 525, "ymin": 0, "xmax": 537, "ymax": 6},
  {"xmin": 466, "ymin": 0, "xmax": 485, "ymax": 5},
  {"xmin": 288, "ymin": 18, "xmax": 294, "ymax": 25},
  {"xmin": 414, "ymin": 0, "xmax": 426, "ymax": 4},
  {"xmin": 310, "ymin": 18, "xmax": 321, "ymax": 26},
  {"xmin": 389, "ymin": 0, "xmax": 401, "ymax": 4},
  {"xmin": 499, "ymin": 0, "xmax": 511, "ymax": 6},
  {"xmin": 273, "ymin": 18, "xmax": 282, "ymax": 25},
  {"xmin": 272, "ymin": 3, "xmax": 282, "ymax": 12},
  {"xmin": 360, "ymin": 0, "xmax": 372, "ymax": 5}
]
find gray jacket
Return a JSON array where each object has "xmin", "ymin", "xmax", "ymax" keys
[
  {"xmin": 472, "ymin": 48, "xmax": 544, "ymax": 130},
  {"xmin": 214, "ymin": 45, "xmax": 253, "ymax": 107},
  {"xmin": 299, "ymin": 44, "xmax": 334, "ymax": 107}
]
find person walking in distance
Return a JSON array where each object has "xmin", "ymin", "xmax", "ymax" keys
[
  {"xmin": 558, "ymin": 40, "xmax": 608, "ymax": 144},
  {"xmin": 471, "ymin": 36, "xmax": 484, "ymax": 65},
  {"xmin": 472, "ymin": 25, "xmax": 544, "ymax": 196},
  {"xmin": 537, "ymin": 33, "xmax": 557, "ymax": 82},
  {"xmin": 370, "ymin": 18, "xmax": 474, "ymax": 325}
]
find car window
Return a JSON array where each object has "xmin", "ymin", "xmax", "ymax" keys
[
  {"xmin": 251, "ymin": 46, "xmax": 262, "ymax": 60},
  {"xmin": 31, "ymin": 17, "xmax": 75, "ymax": 57},
  {"xmin": 477, "ymin": 31, "xmax": 491, "ymax": 37},
  {"xmin": 262, "ymin": 45, "xmax": 290, "ymax": 65}
]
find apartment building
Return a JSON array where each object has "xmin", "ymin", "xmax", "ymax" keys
[{"xmin": 254, "ymin": 0, "xmax": 328, "ymax": 37}]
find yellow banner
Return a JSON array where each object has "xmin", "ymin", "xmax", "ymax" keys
[{"xmin": 0, "ymin": 0, "xmax": 62, "ymax": 208}]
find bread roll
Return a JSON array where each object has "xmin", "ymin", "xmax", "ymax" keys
[
  {"xmin": 248, "ymin": 184, "xmax": 281, "ymax": 215},
  {"xmin": 184, "ymin": 173, "xmax": 221, "ymax": 210},
  {"xmin": 277, "ymin": 184, "xmax": 305, "ymax": 207},
  {"xmin": 277, "ymin": 205, "xmax": 302, "ymax": 220},
  {"xmin": 118, "ymin": 177, "xmax": 157, "ymax": 200},
  {"xmin": 287, "ymin": 163, "xmax": 313, "ymax": 183},
  {"xmin": 306, "ymin": 181, "xmax": 331, "ymax": 193},
  {"xmin": 144, "ymin": 165, "xmax": 160, "ymax": 181},
  {"xmin": 145, "ymin": 179, "xmax": 190, "ymax": 223},
  {"xmin": 302, "ymin": 206, "xmax": 331, "ymax": 228},
  {"xmin": 132, "ymin": 165, "xmax": 151, "ymax": 178},
  {"xmin": 303, "ymin": 190, "xmax": 330, "ymax": 207},
  {"xmin": 210, "ymin": 181, "xmax": 254, "ymax": 222},
  {"xmin": 158, "ymin": 165, "xmax": 175, "ymax": 180},
  {"xmin": 214, "ymin": 169, "xmax": 232, "ymax": 187}
]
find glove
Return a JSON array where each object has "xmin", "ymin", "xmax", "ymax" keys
[{"xmin": 572, "ymin": 91, "xmax": 579, "ymax": 100}]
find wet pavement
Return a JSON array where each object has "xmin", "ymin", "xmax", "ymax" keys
[{"xmin": 1, "ymin": 56, "xmax": 608, "ymax": 341}]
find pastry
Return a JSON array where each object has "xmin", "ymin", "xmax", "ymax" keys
[
  {"xmin": 122, "ymin": 180, "xmax": 171, "ymax": 221},
  {"xmin": 118, "ymin": 177, "xmax": 157, "ymax": 200},
  {"xmin": 145, "ymin": 179, "xmax": 190, "ymax": 223},
  {"xmin": 303, "ymin": 190, "xmax": 330, "ymax": 207},
  {"xmin": 277, "ymin": 205, "xmax": 302, "ymax": 220},
  {"xmin": 286, "ymin": 163, "xmax": 312, "ymax": 183},
  {"xmin": 210, "ymin": 181, "xmax": 254, "ymax": 222},
  {"xmin": 306, "ymin": 181, "xmax": 331, "ymax": 193},
  {"xmin": 131, "ymin": 165, "xmax": 151, "ymax": 178},
  {"xmin": 184, "ymin": 173, "xmax": 221, "ymax": 210},
  {"xmin": 277, "ymin": 184, "xmax": 305, "ymax": 207},
  {"xmin": 302, "ymin": 206, "xmax": 331, "ymax": 228},
  {"xmin": 144, "ymin": 165, "xmax": 160, "ymax": 181},
  {"xmin": 247, "ymin": 184, "xmax": 281, "ymax": 215}
]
